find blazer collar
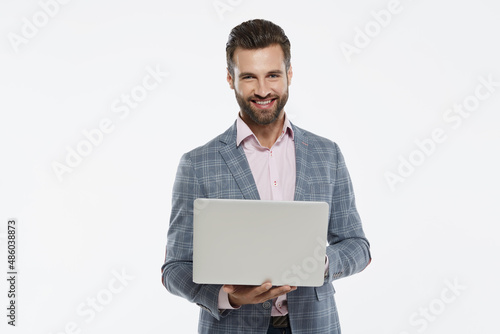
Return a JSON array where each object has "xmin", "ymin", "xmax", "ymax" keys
[
  {"xmin": 218, "ymin": 122, "xmax": 260, "ymax": 200},
  {"xmin": 217, "ymin": 121, "xmax": 310, "ymax": 201},
  {"xmin": 291, "ymin": 124, "xmax": 310, "ymax": 201}
]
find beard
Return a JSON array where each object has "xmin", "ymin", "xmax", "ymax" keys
[{"xmin": 235, "ymin": 89, "xmax": 289, "ymax": 126}]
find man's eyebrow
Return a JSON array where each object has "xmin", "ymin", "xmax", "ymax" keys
[
  {"xmin": 238, "ymin": 72, "xmax": 255, "ymax": 78},
  {"xmin": 238, "ymin": 70, "xmax": 284, "ymax": 78}
]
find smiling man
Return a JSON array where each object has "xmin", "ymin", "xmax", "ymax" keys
[
  {"xmin": 161, "ymin": 19, "xmax": 371, "ymax": 334},
  {"xmin": 229, "ymin": 43, "xmax": 291, "ymax": 149}
]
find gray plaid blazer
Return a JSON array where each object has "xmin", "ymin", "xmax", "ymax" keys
[{"xmin": 161, "ymin": 121, "xmax": 371, "ymax": 333}]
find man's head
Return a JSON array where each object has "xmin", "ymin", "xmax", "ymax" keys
[
  {"xmin": 226, "ymin": 19, "xmax": 291, "ymax": 77},
  {"xmin": 226, "ymin": 19, "xmax": 293, "ymax": 126}
]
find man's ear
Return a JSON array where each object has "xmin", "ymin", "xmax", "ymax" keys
[
  {"xmin": 227, "ymin": 68, "xmax": 235, "ymax": 90},
  {"xmin": 287, "ymin": 64, "xmax": 293, "ymax": 86}
]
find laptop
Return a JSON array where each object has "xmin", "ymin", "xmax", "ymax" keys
[{"xmin": 193, "ymin": 198, "xmax": 329, "ymax": 287}]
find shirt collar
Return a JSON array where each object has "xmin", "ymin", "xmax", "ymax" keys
[{"xmin": 236, "ymin": 113, "xmax": 294, "ymax": 147}]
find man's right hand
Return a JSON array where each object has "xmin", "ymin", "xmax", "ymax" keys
[{"xmin": 222, "ymin": 283, "xmax": 297, "ymax": 308}]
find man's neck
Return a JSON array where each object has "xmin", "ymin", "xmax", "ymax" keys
[{"xmin": 240, "ymin": 112, "xmax": 285, "ymax": 149}]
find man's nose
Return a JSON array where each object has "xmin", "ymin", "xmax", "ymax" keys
[{"xmin": 255, "ymin": 79, "xmax": 271, "ymax": 98}]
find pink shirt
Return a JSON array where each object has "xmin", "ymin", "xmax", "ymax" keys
[
  {"xmin": 218, "ymin": 114, "xmax": 296, "ymax": 315},
  {"xmin": 236, "ymin": 114, "xmax": 296, "ymax": 202}
]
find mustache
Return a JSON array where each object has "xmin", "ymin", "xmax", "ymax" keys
[{"xmin": 248, "ymin": 94, "xmax": 279, "ymax": 101}]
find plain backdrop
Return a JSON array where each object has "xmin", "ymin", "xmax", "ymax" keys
[{"xmin": 1, "ymin": 0, "xmax": 499, "ymax": 333}]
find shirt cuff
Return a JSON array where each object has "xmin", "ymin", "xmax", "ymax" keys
[
  {"xmin": 325, "ymin": 255, "xmax": 329, "ymax": 276},
  {"xmin": 218, "ymin": 287, "xmax": 240, "ymax": 310}
]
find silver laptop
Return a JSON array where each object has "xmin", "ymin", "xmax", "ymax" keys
[{"xmin": 193, "ymin": 198, "xmax": 329, "ymax": 287}]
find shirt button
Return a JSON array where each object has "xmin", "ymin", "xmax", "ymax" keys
[{"xmin": 262, "ymin": 301, "xmax": 271, "ymax": 309}]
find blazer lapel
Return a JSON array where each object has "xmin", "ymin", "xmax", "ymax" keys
[
  {"xmin": 293, "ymin": 124, "xmax": 310, "ymax": 201},
  {"xmin": 218, "ymin": 122, "xmax": 260, "ymax": 200}
]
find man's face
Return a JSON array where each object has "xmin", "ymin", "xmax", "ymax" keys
[{"xmin": 227, "ymin": 44, "xmax": 293, "ymax": 126}]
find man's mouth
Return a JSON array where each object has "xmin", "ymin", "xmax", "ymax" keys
[{"xmin": 251, "ymin": 98, "xmax": 277, "ymax": 109}]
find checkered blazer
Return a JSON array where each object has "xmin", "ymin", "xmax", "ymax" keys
[{"xmin": 161, "ymin": 121, "xmax": 371, "ymax": 333}]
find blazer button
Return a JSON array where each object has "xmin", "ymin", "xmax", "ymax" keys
[{"xmin": 262, "ymin": 301, "xmax": 271, "ymax": 309}]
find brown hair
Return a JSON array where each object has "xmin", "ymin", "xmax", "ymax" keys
[{"xmin": 226, "ymin": 19, "xmax": 291, "ymax": 76}]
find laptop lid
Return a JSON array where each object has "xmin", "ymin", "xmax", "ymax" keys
[{"xmin": 193, "ymin": 198, "xmax": 329, "ymax": 287}]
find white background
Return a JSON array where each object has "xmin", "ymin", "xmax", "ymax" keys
[{"xmin": 1, "ymin": 0, "xmax": 499, "ymax": 333}]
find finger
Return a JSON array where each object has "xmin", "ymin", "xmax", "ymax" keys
[
  {"xmin": 249, "ymin": 282, "xmax": 272, "ymax": 296},
  {"xmin": 256, "ymin": 286, "xmax": 287, "ymax": 300},
  {"xmin": 274, "ymin": 285, "xmax": 293, "ymax": 294},
  {"xmin": 264, "ymin": 285, "xmax": 298, "ymax": 299},
  {"xmin": 232, "ymin": 283, "xmax": 271, "ymax": 300},
  {"xmin": 223, "ymin": 285, "xmax": 235, "ymax": 294}
]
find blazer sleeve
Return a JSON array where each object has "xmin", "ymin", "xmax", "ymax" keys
[
  {"xmin": 325, "ymin": 143, "xmax": 371, "ymax": 283},
  {"xmin": 161, "ymin": 152, "xmax": 229, "ymax": 321}
]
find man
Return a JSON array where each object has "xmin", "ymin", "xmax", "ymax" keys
[{"xmin": 161, "ymin": 19, "xmax": 371, "ymax": 334}]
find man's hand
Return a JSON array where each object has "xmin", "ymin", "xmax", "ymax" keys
[{"xmin": 223, "ymin": 282, "xmax": 297, "ymax": 308}]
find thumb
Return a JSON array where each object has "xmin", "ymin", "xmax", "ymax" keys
[{"xmin": 223, "ymin": 285, "xmax": 235, "ymax": 294}]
